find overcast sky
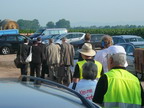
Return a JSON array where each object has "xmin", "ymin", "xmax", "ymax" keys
[{"xmin": 1, "ymin": 0, "xmax": 144, "ymax": 27}]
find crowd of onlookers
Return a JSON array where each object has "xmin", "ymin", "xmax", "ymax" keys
[{"xmin": 17, "ymin": 33, "xmax": 144, "ymax": 108}]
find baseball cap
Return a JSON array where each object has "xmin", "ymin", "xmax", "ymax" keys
[{"xmin": 107, "ymin": 45, "xmax": 128, "ymax": 67}]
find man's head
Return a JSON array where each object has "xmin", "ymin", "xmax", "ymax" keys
[
  {"xmin": 24, "ymin": 39, "xmax": 29, "ymax": 44},
  {"xmin": 101, "ymin": 35, "xmax": 113, "ymax": 49},
  {"xmin": 61, "ymin": 37, "xmax": 67, "ymax": 43},
  {"xmin": 78, "ymin": 43, "xmax": 96, "ymax": 59},
  {"xmin": 82, "ymin": 62, "xmax": 97, "ymax": 80},
  {"xmin": 106, "ymin": 45, "xmax": 128, "ymax": 70},
  {"xmin": 84, "ymin": 33, "xmax": 91, "ymax": 42},
  {"xmin": 48, "ymin": 38, "xmax": 54, "ymax": 44},
  {"xmin": 37, "ymin": 37, "xmax": 42, "ymax": 43}
]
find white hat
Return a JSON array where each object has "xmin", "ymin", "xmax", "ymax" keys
[
  {"xmin": 107, "ymin": 45, "xmax": 128, "ymax": 67},
  {"xmin": 78, "ymin": 43, "xmax": 96, "ymax": 56}
]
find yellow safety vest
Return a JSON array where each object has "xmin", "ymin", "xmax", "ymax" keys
[
  {"xmin": 104, "ymin": 69, "xmax": 141, "ymax": 108},
  {"xmin": 77, "ymin": 60, "xmax": 102, "ymax": 79}
]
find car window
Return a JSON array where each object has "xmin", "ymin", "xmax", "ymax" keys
[
  {"xmin": 76, "ymin": 34, "xmax": 83, "ymax": 38},
  {"xmin": 17, "ymin": 35, "xmax": 26, "ymax": 41},
  {"xmin": 129, "ymin": 38, "xmax": 137, "ymax": 42},
  {"xmin": 49, "ymin": 30, "xmax": 59, "ymax": 35},
  {"xmin": 91, "ymin": 35, "xmax": 103, "ymax": 41},
  {"xmin": 126, "ymin": 45, "xmax": 134, "ymax": 53},
  {"xmin": 6, "ymin": 36, "xmax": 17, "ymax": 41},
  {"xmin": 125, "ymin": 39, "xmax": 130, "ymax": 42},
  {"xmin": 137, "ymin": 38, "xmax": 144, "ymax": 41},
  {"xmin": 113, "ymin": 38, "xmax": 118, "ymax": 44},
  {"xmin": 118, "ymin": 38, "xmax": 125, "ymax": 43},
  {"xmin": 0, "ymin": 36, "xmax": 5, "ymax": 41},
  {"xmin": 66, "ymin": 34, "xmax": 73, "ymax": 39}
]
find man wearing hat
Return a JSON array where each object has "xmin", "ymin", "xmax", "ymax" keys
[
  {"xmin": 93, "ymin": 45, "xmax": 144, "ymax": 108},
  {"xmin": 73, "ymin": 43, "xmax": 103, "ymax": 83}
]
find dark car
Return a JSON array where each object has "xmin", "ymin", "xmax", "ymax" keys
[
  {"xmin": 117, "ymin": 42, "xmax": 144, "ymax": 74},
  {"xmin": 112, "ymin": 35, "xmax": 144, "ymax": 44},
  {"xmin": 0, "ymin": 34, "xmax": 31, "ymax": 55},
  {"xmin": 70, "ymin": 34, "xmax": 105, "ymax": 49},
  {"xmin": 0, "ymin": 76, "xmax": 101, "ymax": 108}
]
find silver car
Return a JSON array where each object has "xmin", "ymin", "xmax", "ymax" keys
[
  {"xmin": 0, "ymin": 76, "xmax": 101, "ymax": 108},
  {"xmin": 117, "ymin": 42, "xmax": 144, "ymax": 74}
]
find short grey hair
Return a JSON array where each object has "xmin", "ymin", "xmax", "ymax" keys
[
  {"xmin": 82, "ymin": 62, "xmax": 97, "ymax": 80},
  {"xmin": 111, "ymin": 53, "xmax": 127, "ymax": 67}
]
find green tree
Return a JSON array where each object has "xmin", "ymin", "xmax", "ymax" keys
[
  {"xmin": 55, "ymin": 19, "xmax": 70, "ymax": 28},
  {"xmin": 46, "ymin": 21, "xmax": 55, "ymax": 28},
  {"xmin": 17, "ymin": 19, "xmax": 40, "ymax": 30}
]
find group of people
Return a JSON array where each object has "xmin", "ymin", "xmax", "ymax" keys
[
  {"xmin": 17, "ymin": 33, "xmax": 144, "ymax": 108},
  {"xmin": 17, "ymin": 37, "xmax": 75, "ymax": 85},
  {"xmin": 69, "ymin": 34, "xmax": 144, "ymax": 108}
]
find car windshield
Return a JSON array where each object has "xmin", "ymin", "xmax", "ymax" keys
[
  {"xmin": 34, "ymin": 29, "xmax": 45, "ymax": 34},
  {"xmin": 91, "ymin": 34, "xmax": 104, "ymax": 41}
]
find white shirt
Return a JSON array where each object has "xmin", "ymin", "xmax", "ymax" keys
[
  {"xmin": 69, "ymin": 79, "xmax": 98, "ymax": 101},
  {"xmin": 94, "ymin": 48, "xmax": 109, "ymax": 73}
]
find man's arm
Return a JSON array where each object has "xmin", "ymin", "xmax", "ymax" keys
[
  {"xmin": 72, "ymin": 64, "xmax": 80, "ymax": 83},
  {"xmin": 93, "ymin": 74, "xmax": 108, "ymax": 105}
]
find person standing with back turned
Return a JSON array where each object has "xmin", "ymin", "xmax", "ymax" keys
[
  {"xmin": 58, "ymin": 37, "xmax": 75, "ymax": 86},
  {"xmin": 93, "ymin": 45, "xmax": 144, "ymax": 108},
  {"xmin": 17, "ymin": 38, "xmax": 30, "ymax": 81}
]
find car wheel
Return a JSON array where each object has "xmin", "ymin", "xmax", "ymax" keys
[{"xmin": 1, "ymin": 47, "xmax": 10, "ymax": 55}]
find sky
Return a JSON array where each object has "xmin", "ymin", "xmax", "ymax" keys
[{"xmin": 1, "ymin": 0, "xmax": 144, "ymax": 27}]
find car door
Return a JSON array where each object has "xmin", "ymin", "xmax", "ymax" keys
[
  {"xmin": 125, "ymin": 44, "xmax": 135, "ymax": 71},
  {"xmin": 6, "ymin": 35, "xmax": 18, "ymax": 52}
]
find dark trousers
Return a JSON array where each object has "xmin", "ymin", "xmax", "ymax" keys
[
  {"xmin": 57, "ymin": 65, "xmax": 72, "ymax": 86},
  {"xmin": 41, "ymin": 61, "xmax": 49, "ymax": 79},
  {"xmin": 49, "ymin": 64, "xmax": 58, "ymax": 81},
  {"xmin": 20, "ymin": 63, "xmax": 28, "ymax": 81},
  {"xmin": 30, "ymin": 63, "xmax": 41, "ymax": 78}
]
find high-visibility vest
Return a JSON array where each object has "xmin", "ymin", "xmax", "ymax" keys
[
  {"xmin": 77, "ymin": 60, "xmax": 102, "ymax": 79},
  {"xmin": 104, "ymin": 69, "xmax": 141, "ymax": 108}
]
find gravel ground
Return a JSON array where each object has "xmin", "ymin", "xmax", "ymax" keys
[{"xmin": 0, "ymin": 54, "xmax": 144, "ymax": 88}]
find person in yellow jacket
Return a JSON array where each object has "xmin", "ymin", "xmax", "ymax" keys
[
  {"xmin": 73, "ymin": 43, "xmax": 104, "ymax": 83},
  {"xmin": 93, "ymin": 45, "xmax": 144, "ymax": 108}
]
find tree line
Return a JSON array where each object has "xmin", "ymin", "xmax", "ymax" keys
[
  {"xmin": 17, "ymin": 19, "xmax": 70, "ymax": 31},
  {"xmin": 17, "ymin": 18, "xmax": 144, "ymax": 31},
  {"xmin": 16, "ymin": 19, "xmax": 144, "ymax": 38}
]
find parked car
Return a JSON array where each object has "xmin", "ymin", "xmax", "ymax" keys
[
  {"xmin": 112, "ymin": 35, "xmax": 144, "ymax": 44},
  {"xmin": 0, "ymin": 34, "xmax": 31, "ymax": 55},
  {"xmin": 70, "ymin": 34, "xmax": 105, "ymax": 49},
  {"xmin": 30, "ymin": 28, "xmax": 68, "ymax": 40},
  {"xmin": 0, "ymin": 76, "xmax": 101, "ymax": 108},
  {"xmin": 54, "ymin": 32, "xmax": 86, "ymax": 44},
  {"xmin": 117, "ymin": 42, "xmax": 144, "ymax": 74}
]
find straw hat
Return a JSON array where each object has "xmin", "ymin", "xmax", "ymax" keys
[{"xmin": 78, "ymin": 43, "xmax": 96, "ymax": 56}]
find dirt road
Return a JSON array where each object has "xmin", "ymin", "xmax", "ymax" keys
[
  {"xmin": 0, "ymin": 54, "xmax": 144, "ymax": 88},
  {"xmin": 0, "ymin": 54, "xmax": 20, "ymax": 81}
]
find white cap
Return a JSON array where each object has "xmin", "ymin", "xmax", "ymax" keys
[{"xmin": 107, "ymin": 45, "xmax": 128, "ymax": 67}]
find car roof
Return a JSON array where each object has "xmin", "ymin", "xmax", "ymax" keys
[
  {"xmin": 0, "ymin": 76, "xmax": 100, "ymax": 108},
  {"xmin": 117, "ymin": 41, "xmax": 144, "ymax": 46},
  {"xmin": 112, "ymin": 35, "xmax": 142, "ymax": 38},
  {"xmin": 0, "ymin": 82, "xmax": 85, "ymax": 108},
  {"xmin": 0, "ymin": 34, "xmax": 22, "ymax": 36}
]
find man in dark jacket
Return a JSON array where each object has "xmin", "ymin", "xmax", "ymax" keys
[
  {"xmin": 17, "ymin": 39, "xmax": 30, "ymax": 81},
  {"xmin": 30, "ymin": 40, "xmax": 43, "ymax": 79}
]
